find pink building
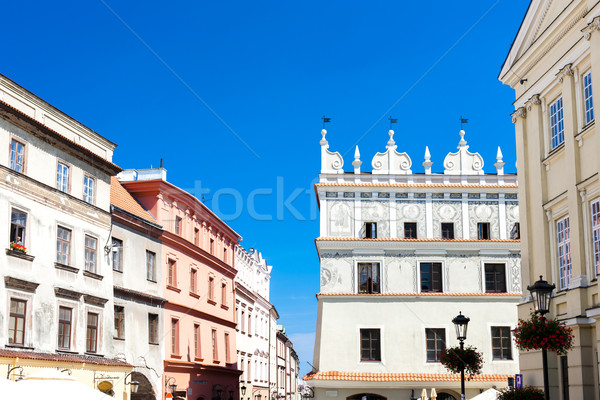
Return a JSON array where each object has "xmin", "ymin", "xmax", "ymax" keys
[{"xmin": 120, "ymin": 168, "xmax": 241, "ymax": 400}]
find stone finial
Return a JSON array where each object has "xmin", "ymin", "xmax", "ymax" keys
[
  {"xmin": 372, "ymin": 129, "xmax": 412, "ymax": 175},
  {"xmin": 443, "ymin": 129, "xmax": 484, "ymax": 175},
  {"xmin": 352, "ymin": 146, "xmax": 362, "ymax": 174},
  {"xmin": 387, "ymin": 130, "xmax": 396, "ymax": 148},
  {"xmin": 422, "ymin": 146, "xmax": 433, "ymax": 175},
  {"xmin": 320, "ymin": 129, "xmax": 344, "ymax": 174},
  {"xmin": 494, "ymin": 146, "xmax": 505, "ymax": 175}
]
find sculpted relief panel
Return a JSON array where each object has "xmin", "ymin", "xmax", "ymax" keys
[
  {"xmin": 328, "ymin": 201, "xmax": 353, "ymax": 237},
  {"xmin": 395, "ymin": 201, "xmax": 427, "ymax": 239},
  {"xmin": 468, "ymin": 201, "xmax": 499, "ymax": 239},
  {"xmin": 432, "ymin": 201, "xmax": 462, "ymax": 238},
  {"xmin": 362, "ymin": 201, "xmax": 390, "ymax": 237},
  {"xmin": 320, "ymin": 253, "xmax": 353, "ymax": 292},
  {"xmin": 506, "ymin": 202, "xmax": 520, "ymax": 239}
]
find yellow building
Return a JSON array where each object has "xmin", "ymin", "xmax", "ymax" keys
[{"xmin": 499, "ymin": 0, "xmax": 600, "ymax": 398}]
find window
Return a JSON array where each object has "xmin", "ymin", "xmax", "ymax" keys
[
  {"xmin": 426, "ymin": 328, "xmax": 445, "ymax": 362},
  {"xmin": 194, "ymin": 228, "xmax": 199, "ymax": 245},
  {"xmin": 584, "ymin": 71, "xmax": 594, "ymax": 125},
  {"xmin": 114, "ymin": 306, "xmax": 125, "ymax": 339},
  {"xmin": 86, "ymin": 312, "xmax": 99, "ymax": 353},
  {"xmin": 477, "ymin": 222, "xmax": 490, "ymax": 240},
  {"xmin": 57, "ymin": 306, "xmax": 72, "ymax": 349},
  {"xmin": 171, "ymin": 319, "xmax": 179, "ymax": 355},
  {"xmin": 212, "ymin": 329, "xmax": 218, "ymax": 360},
  {"xmin": 404, "ymin": 222, "xmax": 417, "ymax": 239},
  {"xmin": 441, "ymin": 223, "xmax": 454, "ymax": 239},
  {"xmin": 10, "ymin": 209, "xmax": 26, "ymax": 245},
  {"xmin": 148, "ymin": 314, "xmax": 158, "ymax": 344},
  {"xmin": 225, "ymin": 332, "xmax": 230, "ymax": 363},
  {"xmin": 190, "ymin": 268, "xmax": 197, "ymax": 294},
  {"xmin": 360, "ymin": 328, "xmax": 381, "ymax": 361},
  {"xmin": 210, "ymin": 238, "xmax": 215, "ymax": 254},
  {"xmin": 485, "ymin": 263, "xmax": 506, "ymax": 293},
  {"xmin": 8, "ymin": 299, "xmax": 26, "ymax": 345},
  {"xmin": 358, "ymin": 263, "xmax": 380, "ymax": 294},
  {"xmin": 241, "ymin": 310, "xmax": 246, "ymax": 332},
  {"xmin": 209, "ymin": 276, "xmax": 215, "ymax": 301},
  {"xmin": 557, "ymin": 216, "xmax": 572, "ymax": 290},
  {"xmin": 112, "ymin": 238, "xmax": 123, "ymax": 272},
  {"xmin": 83, "ymin": 176, "xmax": 94, "ymax": 204},
  {"xmin": 9, "ymin": 139, "xmax": 25, "ymax": 173},
  {"xmin": 550, "ymin": 96, "xmax": 564, "ymax": 149},
  {"xmin": 194, "ymin": 324, "xmax": 201, "ymax": 358},
  {"xmin": 56, "ymin": 162, "xmax": 69, "ymax": 192},
  {"xmin": 592, "ymin": 200, "xmax": 600, "ymax": 276},
  {"xmin": 491, "ymin": 327, "xmax": 512, "ymax": 360},
  {"xmin": 248, "ymin": 313, "xmax": 252, "ymax": 336},
  {"xmin": 221, "ymin": 282, "xmax": 227, "ymax": 306},
  {"xmin": 168, "ymin": 259, "xmax": 177, "ymax": 287},
  {"xmin": 364, "ymin": 222, "xmax": 377, "ymax": 239},
  {"xmin": 146, "ymin": 251, "xmax": 156, "ymax": 281},
  {"xmin": 420, "ymin": 262, "xmax": 442, "ymax": 292},
  {"xmin": 175, "ymin": 216, "xmax": 182, "ymax": 235},
  {"xmin": 510, "ymin": 222, "xmax": 520, "ymax": 240},
  {"xmin": 223, "ymin": 247, "xmax": 228, "ymax": 262},
  {"xmin": 84, "ymin": 236, "xmax": 97, "ymax": 273},
  {"xmin": 56, "ymin": 226, "xmax": 71, "ymax": 265}
]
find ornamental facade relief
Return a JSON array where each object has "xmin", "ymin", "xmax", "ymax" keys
[
  {"xmin": 327, "ymin": 201, "xmax": 353, "ymax": 237},
  {"xmin": 362, "ymin": 201, "xmax": 390, "ymax": 237},
  {"xmin": 432, "ymin": 201, "xmax": 462, "ymax": 238},
  {"xmin": 395, "ymin": 201, "xmax": 427, "ymax": 239},
  {"xmin": 468, "ymin": 201, "xmax": 500, "ymax": 239}
]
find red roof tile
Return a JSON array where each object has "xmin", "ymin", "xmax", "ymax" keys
[
  {"xmin": 318, "ymin": 292, "xmax": 522, "ymax": 297},
  {"xmin": 110, "ymin": 177, "xmax": 158, "ymax": 224}
]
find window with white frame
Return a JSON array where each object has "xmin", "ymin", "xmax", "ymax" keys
[
  {"xmin": 83, "ymin": 176, "xmax": 95, "ymax": 204},
  {"xmin": 584, "ymin": 71, "xmax": 594, "ymax": 125},
  {"xmin": 550, "ymin": 97, "xmax": 565, "ymax": 149},
  {"xmin": 557, "ymin": 216, "xmax": 572, "ymax": 289},
  {"xmin": 9, "ymin": 139, "xmax": 25, "ymax": 173},
  {"xmin": 56, "ymin": 226, "xmax": 71, "ymax": 265},
  {"xmin": 10, "ymin": 209, "xmax": 26, "ymax": 246},
  {"xmin": 56, "ymin": 162, "xmax": 69, "ymax": 192},
  {"xmin": 84, "ymin": 235, "xmax": 98, "ymax": 273},
  {"xmin": 591, "ymin": 199, "xmax": 600, "ymax": 277}
]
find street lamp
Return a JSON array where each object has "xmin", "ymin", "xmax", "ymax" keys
[
  {"xmin": 124, "ymin": 372, "xmax": 140, "ymax": 394},
  {"xmin": 452, "ymin": 311, "xmax": 470, "ymax": 400},
  {"xmin": 528, "ymin": 275, "xmax": 555, "ymax": 400},
  {"xmin": 301, "ymin": 386, "xmax": 314, "ymax": 399},
  {"xmin": 241, "ymin": 384, "xmax": 247, "ymax": 397}
]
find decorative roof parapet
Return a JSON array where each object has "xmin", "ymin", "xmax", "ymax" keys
[
  {"xmin": 320, "ymin": 129, "xmax": 344, "ymax": 174},
  {"xmin": 494, "ymin": 147, "xmax": 505, "ymax": 175},
  {"xmin": 371, "ymin": 130, "xmax": 412, "ymax": 175},
  {"xmin": 352, "ymin": 146, "xmax": 362, "ymax": 174},
  {"xmin": 443, "ymin": 130, "xmax": 484, "ymax": 175},
  {"xmin": 422, "ymin": 146, "xmax": 433, "ymax": 175}
]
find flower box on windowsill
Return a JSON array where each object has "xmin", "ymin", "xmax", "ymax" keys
[
  {"xmin": 6, "ymin": 248, "xmax": 35, "ymax": 262},
  {"xmin": 83, "ymin": 270, "xmax": 103, "ymax": 280}
]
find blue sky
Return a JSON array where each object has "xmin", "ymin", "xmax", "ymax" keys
[{"xmin": 3, "ymin": 0, "xmax": 529, "ymax": 377}]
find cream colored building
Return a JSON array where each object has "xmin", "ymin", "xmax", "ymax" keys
[
  {"xmin": 0, "ymin": 73, "xmax": 134, "ymax": 396},
  {"xmin": 499, "ymin": 0, "xmax": 600, "ymax": 398},
  {"xmin": 307, "ymin": 129, "xmax": 521, "ymax": 400}
]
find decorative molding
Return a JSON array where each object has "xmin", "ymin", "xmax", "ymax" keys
[
  {"xmin": 4, "ymin": 276, "xmax": 39, "ymax": 293},
  {"xmin": 83, "ymin": 270, "xmax": 104, "ymax": 280},
  {"xmin": 54, "ymin": 287, "xmax": 82, "ymax": 300},
  {"xmin": 443, "ymin": 130, "xmax": 484, "ymax": 175},
  {"xmin": 84, "ymin": 294, "xmax": 109, "ymax": 307},
  {"xmin": 511, "ymin": 107, "xmax": 527, "ymax": 123},
  {"xmin": 320, "ymin": 129, "xmax": 344, "ymax": 174},
  {"xmin": 558, "ymin": 63, "xmax": 574, "ymax": 83},
  {"xmin": 526, "ymin": 94, "xmax": 541, "ymax": 111},
  {"xmin": 54, "ymin": 262, "xmax": 79, "ymax": 274},
  {"xmin": 583, "ymin": 16, "xmax": 600, "ymax": 40},
  {"xmin": 371, "ymin": 130, "xmax": 412, "ymax": 175},
  {"xmin": 530, "ymin": 0, "xmax": 555, "ymax": 44}
]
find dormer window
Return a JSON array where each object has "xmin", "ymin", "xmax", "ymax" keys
[{"xmin": 364, "ymin": 222, "xmax": 377, "ymax": 239}]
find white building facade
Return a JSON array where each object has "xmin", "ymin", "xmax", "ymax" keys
[{"xmin": 307, "ymin": 129, "xmax": 522, "ymax": 400}]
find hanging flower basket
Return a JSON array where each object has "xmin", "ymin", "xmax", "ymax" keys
[
  {"xmin": 513, "ymin": 312, "xmax": 574, "ymax": 355},
  {"xmin": 498, "ymin": 386, "xmax": 544, "ymax": 400},
  {"xmin": 10, "ymin": 242, "xmax": 27, "ymax": 254},
  {"xmin": 439, "ymin": 345, "xmax": 483, "ymax": 378}
]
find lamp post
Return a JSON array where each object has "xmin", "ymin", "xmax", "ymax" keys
[
  {"xmin": 527, "ymin": 275, "xmax": 555, "ymax": 400},
  {"xmin": 452, "ymin": 311, "xmax": 470, "ymax": 400},
  {"xmin": 124, "ymin": 372, "xmax": 140, "ymax": 394}
]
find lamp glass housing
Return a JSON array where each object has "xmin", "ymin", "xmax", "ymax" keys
[
  {"xmin": 241, "ymin": 385, "xmax": 247, "ymax": 396},
  {"xmin": 527, "ymin": 275, "xmax": 555, "ymax": 315},
  {"xmin": 130, "ymin": 380, "xmax": 140, "ymax": 394},
  {"xmin": 452, "ymin": 312, "xmax": 470, "ymax": 341}
]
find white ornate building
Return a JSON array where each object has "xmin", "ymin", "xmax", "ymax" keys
[{"xmin": 306, "ymin": 129, "xmax": 522, "ymax": 400}]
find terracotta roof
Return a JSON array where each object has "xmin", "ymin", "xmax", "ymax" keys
[
  {"xmin": 110, "ymin": 177, "xmax": 158, "ymax": 224},
  {"xmin": 315, "ymin": 183, "xmax": 517, "ymax": 189},
  {"xmin": 318, "ymin": 292, "xmax": 522, "ymax": 297},
  {"xmin": 303, "ymin": 371, "xmax": 510, "ymax": 382},
  {"xmin": 0, "ymin": 348, "xmax": 132, "ymax": 367},
  {"xmin": 316, "ymin": 237, "xmax": 520, "ymax": 243}
]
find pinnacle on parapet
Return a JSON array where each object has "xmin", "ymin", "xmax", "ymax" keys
[
  {"xmin": 458, "ymin": 129, "xmax": 468, "ymax": 148},
  {"xmin": 422, "ymin": 146, "xmax": 433, "ymax": 175},
  {"xmin": 386, "ymin": 129, "xmax": 396, "ymax": 148},
  {"xmin": 352, "ymin": 146, "xmax": 362, "ymax": 174},
  {"xmin": 494, "ymin": 146, "xmax": 505, "ymax": 175},
  {"xmin": 320, "ymin": 129, "xmax": 328, "ymax": 147}
]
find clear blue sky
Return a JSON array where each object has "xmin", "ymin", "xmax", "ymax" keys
[{"xmin": 3, "ymin": 0, "xmax": 530, "ymax": 377}]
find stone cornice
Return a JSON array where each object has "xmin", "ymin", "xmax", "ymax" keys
[
  {"xmin": 54, "ymin": 287, "xmax": 83, "ymax": 300},
  {"xmin": 83, "ymin": 294, "xmax": 109, "ymax": 307},
  {"xmin": 557, "ymin": 63, "xmax": 574, "ymax": 83},
  {"xmin": 526, "ymin": 94, "xmax": 542, "ymax": 111},
  {"xmin": 583, "ymin": 15, "xmax": 600, "ymax": 40},
  {"xmin": 4, "ymin": 276, "xmax": 39, "ymax": 293},
  {"xmin": 511, "ymin": 107, "xmax": 527, "ymax": 123}
]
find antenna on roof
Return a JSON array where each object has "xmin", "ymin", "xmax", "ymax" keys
[
  {"xmin": 321, "ymin": 115, "xmax": 331, "ymax": 129},
  {"xmin": 388, "ymin": 116, "xmax": 398, "ymax": 130},
  {"xmin": 160, "ymin": 158, "xmax": 164, "ymax": 168},
  {"xmin": 459, "ymin": 116, "xmax": 468, "ymax": 130}
]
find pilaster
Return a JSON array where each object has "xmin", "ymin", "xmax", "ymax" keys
[{"xmin": 425, "ymin": 194, "xmax": 433, "ymax": 239}]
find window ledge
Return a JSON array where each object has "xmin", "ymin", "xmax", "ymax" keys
[
  {"xmin": 207, "ymin": 299, "xmax": 217, "ymax": 306},
  {"xmin": 113, "ymin": 268, "xmax": 123, "ymax": 274},
  {"xmin": 113, "ymin": 337, "xmax": 125, "ymax": 341},
  {"xmin": 167, "ymin": 285, "xmax": 181, "ymax": 293},
  {"xmin": 190, "ymin": 292, "xmax": 200, "ymax": 299},
  {"xmin": 55, "ymin": 262, "xmax": 79, "ymax": 273},
  {"xmin": 85, "ymin": 352, "xmax": 103, "ymax": 357},
  {"xmin": 147, "ymin": 278, "xmax": 157, "ymax": 283},
  {"xmin": 543, "ymin": 143, "xmax": 565, "ymax": 165},
  {"xmin": 6, "ymin": 344, "xmax": 34, "ymax": 350},
  {"xmin": 6, "ymin": 249, "xmax": 35, "ymax": 262},
  {"xmin": 221, "ymin": 304, "xmax": 229, "ymax": 310},
  {"xmin": 171, "ymin": 354, "xmax": 182, "ymax": 359},
  {"xmin": 83, "ymin": 271, "xmax": 103, "ymax": 280},
  {"xmin": 56, "ymin": 349, "xmax": 78, "ymax": 354},
  {"xmin": 195, "ymin": 357, "xmax": 204, "ymax": 362},
  {"xmin": 212, "ymin": 360, "xmax": 220, "ymax": 364}
]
